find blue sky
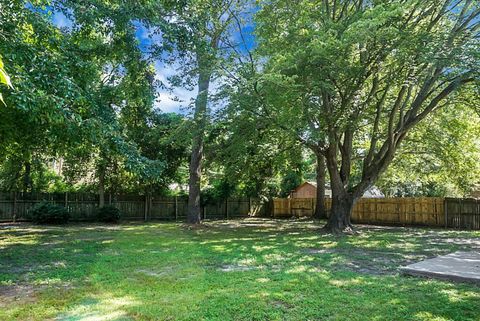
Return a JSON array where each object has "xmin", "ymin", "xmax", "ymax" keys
[
  {"xmin": 51, "ymin": 10, "xmax": 256, "ymax": 115},
  {"xmin": 51, "ymin": 11, "xmax": 194, "ymax": 114}
]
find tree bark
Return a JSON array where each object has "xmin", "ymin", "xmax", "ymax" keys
[
  {"xmin": 23, "ymin": 161, "xmax": 32, "ymax": 192},
  {"xmin": 323, "ymin": 144, "xmax": 356, "ymax": 233},
  {"xmin": 187, "ymin": 61, "xmax": 212, "ymax": 224},
  {"xmin": 98, "ymin": 163, "xmax": 106, "ymax": 208},
  {"xmin": 314, "ymin": 152, "xmax": 326, "ymax": 219},
  {"xmin": 324, "ymin": 193, "xmax": 354, "ymax": 233}
]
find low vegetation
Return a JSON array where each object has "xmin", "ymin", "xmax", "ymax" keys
[
  {"xmin": 1, "ymin": 219, "xmax": 479, "ymax": 320},
  {"xmin": 96, "ymin": 205, "xmax": 121, "ymax": 223},
  {"xmin": 30, "ymin": 202, "xmax": 70, "ymax": 224}
]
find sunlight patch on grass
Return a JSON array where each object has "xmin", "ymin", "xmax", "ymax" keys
[
  {"xmin": 252, "ymin": 245, "xmax": 276, "ymax": 252},
  {"xmin": 439, "ymin": 288, "xmax": 480, "ymax": 303},
  {"xmin": 414, "ymin": 311, "xmax": 449, "ymax": 321},
  {"xmin": 256, "ymin": 277, "xmax": 270, "ymax": 283},
  {"xmin": 0, "ymin": 234, "xmax": 40, "ymax": 248},
  {"xmin": 2, "ymin": 220, "xmax": 480, "ymax": 320},
  {"xmin": 263, "ymin": 253, "xmax": 287, "ymax": 262},
  {"xmin": 285, "ymin": 264, "xmax": 323, "ymax": 274},
  {"xmin": 210, "ymin": 244, "xmax": 229, "ymax": 252},
  {"xmin": 58, "ymin": 295, "xmax": 138, "ymax": 321},
  {"xmin": 329, "ymin": 278, "xmax": 367, "ymax": 287}
]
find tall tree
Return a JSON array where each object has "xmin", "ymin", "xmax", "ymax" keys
[
  {"xmin": 53, "ymin": 0, "xmax": 168, "ymax": 203},
  {"xmin": 255, "ymin": 0, "xmax": 480, "ymax": 232},
  {"xmin": 0, "ymin": 1, "xmax": 173, "ymax": 195},
  {"xmin": 0, "ymin": 0, "xmax": 87, "ymax": 191},
  {"xmin": 145, "ymin": 0, "xmax": 252, "ymax": 223}
]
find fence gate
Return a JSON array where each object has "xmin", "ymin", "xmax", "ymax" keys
[{"xmin": 445, "ymin": 198, "xmax": 480, "ymax": 230}]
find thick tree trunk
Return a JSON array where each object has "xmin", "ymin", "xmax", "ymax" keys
[
  {"xmin": 187, "ymin": 64, "xmax": 212, "ymax": 224},
  {"xmin": 314, "ymin": 152, "xmax": 326, "ymax": 219},
  {"xmin": 323, "ymin": 145, "xmax": 356, "ymax": 233},
  {"xmin": 324, "ymin": 193, "xmax": 354, "ymax": 233}
]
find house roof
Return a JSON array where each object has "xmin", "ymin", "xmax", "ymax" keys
[
  {"xmin": 291, "ymin": 181, "xmax": 330, "ymax": 193},
  {"xmin": 292, "ymin": 181, "xmax": 385, "ymax": 198}
]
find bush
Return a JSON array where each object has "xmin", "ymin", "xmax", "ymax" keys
[
  {"xmin": 97, "ymin": 205, "xmax": 121, "ymax": 223},
  {"xmin": 31, "ymin": 202, "xmax": 69, "ymax": 224}
]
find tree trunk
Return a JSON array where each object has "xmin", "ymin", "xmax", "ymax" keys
[
  {"xmin": 323, "ymin": 145, "xmax": 356, "ymax": 233},
  {"xmin": 324, "ymin": 193, "xmax": 354, "ymax": 233},
  {"xmin": 314, "ymin": 152, "xmax": 326, "ymax": 219},
  {"xmin": 98, "ymin": 163, "xmax": 106, "ymax": 208},
  {"xmin": 23, "ymin": 161, "xmax": 32, "ymax": 192},
  {"xmin": 187, "ymin": 63, "xmax": 212, "ymax": 224}
]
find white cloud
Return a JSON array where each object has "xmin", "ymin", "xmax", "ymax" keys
[
  {"xmin": 153, "ymin": 60, "xmax": 197, "ymax": 114},
  {"xmin": 52, "ymin": 11, "xmax": 73, "ymax": 30},
  {"xmin": 155, "ymin": 91, "xmax": 193, "ymax": 114}
]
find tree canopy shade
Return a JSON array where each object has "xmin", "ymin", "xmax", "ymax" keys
[{"xmin": 254, "ymin": 0, "xmax": 480, "ymax": 232}]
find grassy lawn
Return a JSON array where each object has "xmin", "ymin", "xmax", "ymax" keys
[{"xmin": 1, "ymin": 219, "xmax": 479, "ymax": 321}]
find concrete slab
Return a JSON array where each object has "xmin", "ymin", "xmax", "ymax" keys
[{"xmin": 401, "ymin": 251, "xmax": 480, "ymax": 285}]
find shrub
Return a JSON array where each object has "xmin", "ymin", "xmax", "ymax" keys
[
  {"xmin": 30, "ymin": 202, "xmax": 69, "ymax": 224},
  {"xmin": 97, "ymin": 205, "xmax": 121, "ymax": 223}
]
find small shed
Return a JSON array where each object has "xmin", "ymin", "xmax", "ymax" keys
[
  {"xmin": 289, "ymin": 181, "xmax": 384, "ymax": 199},
  {"xmin": 289, "ymin": 182, "xmax": 332, "ymax": 198}
]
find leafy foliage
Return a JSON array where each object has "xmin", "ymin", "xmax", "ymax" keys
[
  {"xmin": 252, "ymin": 0, "xmax": 480, "ymax": 230},
  {"xmin": 96, "ymin": 205, "xmax": 121, "ymax": 223},
  {"xmin": 0, "ymin": 55, "xmax": 13, "ymax": 105},
  {"xmin": 0, "ymin": 0, "xmax": 479, "ymax": 209},
  {"xmin": 30, "ymin": 201, "xmax": 69, "ymax": 224},
  {"xmin": 0, "ymin": 1, "xmax": 185, "ymax": 195}
]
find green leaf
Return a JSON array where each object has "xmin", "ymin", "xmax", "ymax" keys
[{"xmin": 0, "ymin": 67, "xmax": 13, "ymax": 89}]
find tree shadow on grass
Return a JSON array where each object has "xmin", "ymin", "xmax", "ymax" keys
[
  {"xmin": 0, "ymin": 223, "xmax": 121, "ymax": 319},
  {"xmin": 2, "ymin": 219, "xmax": 479, "ymax": 320},
  {"xmin": 57, "ymin": 219, "xmax": 480, "ymax": 321}
]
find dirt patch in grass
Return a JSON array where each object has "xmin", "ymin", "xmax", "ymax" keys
[
  {"xmin": 302, "ymin": 248, "xmax": 335, "ymax": 255},
  {"xmin": 0, "ymin": 282, "xmax": 75, "ymax": 308},
  {"xmin": 218, "ymin": 264, "xmax": 258, "ymax": 272},
  {"xmin": 0, "ymin": 284, "xmax": 38, "ymax": 307},
  {"xmin": 271, "ymin": 299, "xmax": 294, "ymax": 310},
  {"xmin": 135, "ymin": 267, "xmax": 176, "ymax": 278}
]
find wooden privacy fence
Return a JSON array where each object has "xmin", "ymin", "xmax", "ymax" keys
[
  {"xmin": 0, "ymin": 192, "xmax": 266, "ymax": 222},
  {"xmin": 445, "ymin": 198, "xmax": 480, "ymax": 230},
  {"xmin": 272, "ymin": 197, "xmax": 480, "ymax": 229},
  {"xmin": 2, "ymin": 192, "xmax": 478, "ymax": 229}
]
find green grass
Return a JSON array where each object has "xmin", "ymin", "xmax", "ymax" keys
[{"xmin": 1, "ymin": 219, "xmax": 479, "ymax": 321}]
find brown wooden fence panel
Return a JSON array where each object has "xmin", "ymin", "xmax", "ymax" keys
[
  {"xmin": 273, "ymin": 198, "xmax": 292, "ymax": 218},
  {"xmin": 3, "ymin": 192, "xmax": 477, "ymax": 229},
  {"xmin": 0, "ymin": 192, "xmax": 265, "ymax": 222},
  {"xmin": 273, "ymin": 197, "xmax": 454, "ymax": 228},
  {"xmin": 66, "ymin": 193, "xmax": 98, "ymax": 221},
  {"xmin": 250, "ymin": 198, "xmax": 267, "ymax": 217},
  {"xmin": 149, "ymin": 196, "xmax": 177, "ymax": 220},
  {"xmin": 227, "ymin": 198, "xmax": 251, "ymax": 218},
  {"xmin": 445, "ymin": 198, "xmax": 480, "ymax": 230},
  {"xmin": 112, "ymin": 195, "xmax": 145, "ymax": 220},
  {"xmin": 290, "ymin": 198, "xmax": 315, "ymax": 217}
]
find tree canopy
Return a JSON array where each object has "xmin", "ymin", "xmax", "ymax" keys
[{"xmin": 0, "ymin": 0, "xmax": 478, "ymax": 231}]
